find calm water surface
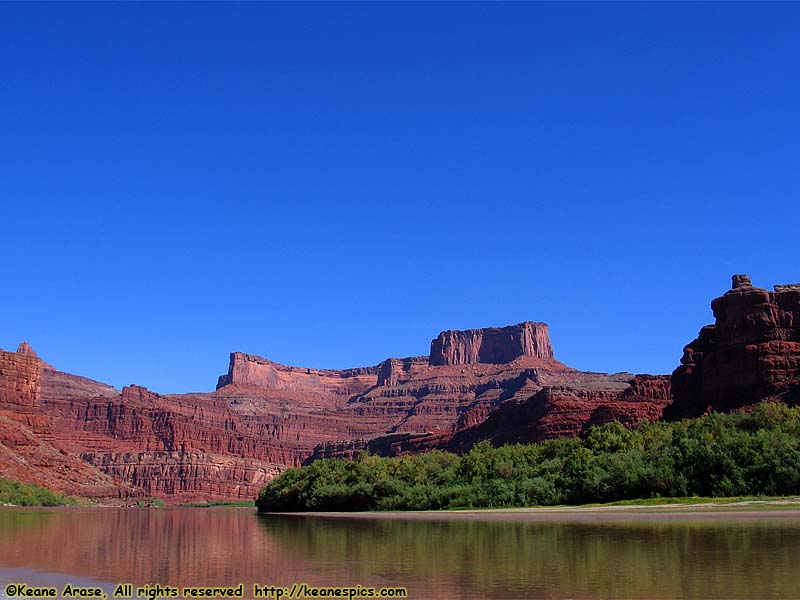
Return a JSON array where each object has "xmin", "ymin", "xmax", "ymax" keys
[{"xmin": 1, "ymin": 508, "xmax": 799, "ymax": 599}]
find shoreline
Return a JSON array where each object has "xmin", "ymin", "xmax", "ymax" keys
[
  {"xmin": 6, "ymin": 498, "xmax": 800, "ymax": 521},
  {"xmin": 263, "ymin": 500, "xmax": 800, "ymax": 521}
]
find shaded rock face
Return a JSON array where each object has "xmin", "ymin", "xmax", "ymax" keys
[
  {"xmin": 308, "ymin": 374, "xmax": 672, "ymax": 460},
  {"xmin": 446, "ymin": 375, "xmax": 672, "ymax": 451},
  {"xmin": 429, "ymin": 322, "xmax": 554, "ymax": 366},
  {"xmin": 666, "ymin": 275, "xmax": 800, "ymax": 419},
  {"xmin": 304, "ymin": 432, "xmax": 443, "ymax": 464}
]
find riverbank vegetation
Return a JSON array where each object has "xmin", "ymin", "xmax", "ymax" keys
[
  {"xmin": 257, "ymin": 402, "xmax": 800, "ymax": 512},
  {"xmin": 0, "ymin": 478, "xmax": 76, "ymax": 506},
  {"xmin": 183, "ymin": 500, "xmax": 255, "ymax": 508}
]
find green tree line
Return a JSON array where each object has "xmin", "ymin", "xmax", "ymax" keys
[{"xmin": 256, "ymin": 402, "xmax": 800, "ymax": 511}]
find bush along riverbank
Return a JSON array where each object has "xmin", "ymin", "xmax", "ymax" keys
[
  {"xmin": 256, "ymin": 402, "xmax": 800, "ymax": 512},
  {"xmin": 0, "ymin": 478, "xmax": 77, "ymax": 506}
]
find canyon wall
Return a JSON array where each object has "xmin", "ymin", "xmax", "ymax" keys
[
  {"xmin": 445, "ymin": 374, "xmax": 672, "ymax": 451},
  {"xmin": 7, "ymin": 274, "xmax": 795, "ymax": 505},
  {"xmin": 3, "ymin": 321, "xmax": 646, "ymax": 502},
  {"xmin": 0, "ymin": 345, "xmax": 136, "ymax": 499},
  {"xmin": 306, "ymin": 374, "xmax": 672, "ymax": 460},
  {"xmin": 666, "ymin": 275, "xmax": 800, "ymax": 419}
]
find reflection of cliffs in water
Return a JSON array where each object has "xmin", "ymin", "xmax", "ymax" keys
[
  {"xmin": 2, "ymin": 509, "xmax": 800, "ymax": 599},
  {"xmin": 258, "ymin": 515, "xmax": 800, "ymax": 599},
  {"xmin": 0, "ymin": 509, "xmax": 298, "ymax": 589}
]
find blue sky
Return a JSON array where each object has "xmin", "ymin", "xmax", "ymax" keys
[{"xmin": 2, "ymin": 3, "xmax": 798, "ymax": 393}]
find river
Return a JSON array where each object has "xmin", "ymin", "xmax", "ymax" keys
[{"xmin": 1, "ymin": 507, "xmax": 799, "ymax": 598}]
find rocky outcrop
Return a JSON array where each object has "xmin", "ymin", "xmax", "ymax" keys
[
  {"xmin": 15, "ymin": 342, "xmax": 36, "ymax": 357},
  {"xmin": 0, "ymin": 346, "xmax": 140, "ymax": 499},
  {"xmin": 429, "ymin": 322, "xmax": 554, "ymax": 366},
  {"xmin": 376, "ymin": 357, "xmax": 428, "ymax": 387},
  {"xmin": 80, "ymin": 451, "xmax": 283, "ymax": 500},
  {"xmin": 216, "ymin": 352, "xmax": 379, "ymax": 401},
  {"xmin": 0, "ymin": 345, "xmax": 43, "ymax": 409},
  {"xmin": 15, "ymin": 341, "xmax": 55, "ymax": 370},
  {"xmin": 666, "ymin": 275, "xmax": 800, "ymax": 419}
]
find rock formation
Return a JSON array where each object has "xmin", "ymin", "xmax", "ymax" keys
[
  {"xmin": 5, "ymin": 275, "xmax": 798, "ymax": 503},
  {"xmin": 306, "ymin": 374, "xmax": 672, "ymax": 460},
  {"xmin": 666, "ymin": 275, "xmax": 800, "ymax": 419},
  {"xmin": 0, "ymin": 344, "xmax": 43, "ymax": 408},
  {"xmin": 4, "ymin": 320, "xmax": 667, "ymax": 502},
  {"xmin": 42, "ymin": 381, "xmax": 293, "ymax": 502},
  {"xmin": 0, "ymin": 345, "xmax": 138, "ymax": 499},
  {"xmin": 445, "ymin": 374, "xmax": 672, "ymax": 451},
  {"xmin": 429, "ymin": 322, "xmax": 553, "ymax": 366},
  {"xmin": 216, "ymin": 352, "xmax": 379, "ymax": 399},
  {"xmin": 14, "ymin": 341, "xmax": 55, "ymax": 370}
]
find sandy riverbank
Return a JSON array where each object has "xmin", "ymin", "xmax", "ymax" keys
[{"xmin": 265, "ymin": 500, "xmax": 800, "ymax": 521}]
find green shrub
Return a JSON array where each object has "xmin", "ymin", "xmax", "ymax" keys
[
  {"xmin": 0, "ymin": 478, "xmax": 76, "ymax": 506},
  {"xmin": 256, "ymin": 403, "xmax": 800, "ymax": 512}
]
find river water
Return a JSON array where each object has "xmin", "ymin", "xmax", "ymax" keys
[{"xmin": 1, "ymin": 507, "xmax": 799, "ymax": 599}]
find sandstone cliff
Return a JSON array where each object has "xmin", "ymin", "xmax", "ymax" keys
[
  {"xmin": 0, "ymin": 345, "xmax": 138, "ymax": 499},
  {"xmin": 666, "ymin": 275, "xmax": 800, "ymax": 419},
  {"xmin": 306, "ymin": 373, "xmax": 672, "ymax": 460},
  {"xmin": 3, "ymin": 321, "xmax": 637, "ymax": 502},
  {"xmin": 216, "ymin": 352, "xmax": 379, "ymax": 400},
  {"xmin": 429, "ymin": 322, "xmax": 554, "ymax": 366},
  {"xmin": 0, "ymin": 344, "xmax": 42, "ymax": 409},
  {"xmin": 445, "ymin": 374, "xmax": 672, "ymax": 451}
]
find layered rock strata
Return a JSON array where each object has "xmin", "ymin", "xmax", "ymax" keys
[
  {"xmin": 666, "ymin": 275, "xmax": 800, "ymax": 418},
  {"xmin": 446, "ymin": 374, "xmax": 671, "ymax": 451},
  {"xmin": 2, "ymin": 322, "xmax": 626, "ymax": 501},
  {"xmin": 0, "ymin": 345, "xmax": 137, "ymax": 499},
  {"xmin": 1, "ymin": 315, "xmax": 678, "ymax": 502},
  {"xmin": 429, "ymin": 322, "xmax": 553, "ymax": 366},
  {"xmin": 307, "ymin": 374, "xmax": 672, "ymax": 460}
]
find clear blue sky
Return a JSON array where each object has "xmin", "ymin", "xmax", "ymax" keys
[{"xmin": 2, "ymin": 3, "xmax": 798, "ymax": 393}]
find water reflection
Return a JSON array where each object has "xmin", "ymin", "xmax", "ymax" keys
[
  {"xmin": 258, "ymin": 515, "xmax": 800, "ymax": 599},
  {"xmin": 0, "ymin": 508, "xmax": 799, "ymax": 598}
]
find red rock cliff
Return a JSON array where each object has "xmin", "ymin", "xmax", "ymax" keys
[
  {"xmin": 666, "ymin": 275, "xmax": 800, "ymax": 419},
  {"xmin": 216, "ymin": 352, "xmax": 379, "ymax": 399},
  {"xmin": 0, "ymin": 313, "xmax": 680, "ymax": 502},
  {"xmin": 0, "ymin": 345, "xmax": 136, "ymax": 499},
  {"xmin": 308, "ymin": 373, "xmax": 673, "ymax": 460},
  {"xmin": 429, "ymin": 322, "xmax": 554, "ymax": 366},
  {"xmin": 0, "ymin": 344, "xmax": 42, "ymax": 409}
]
